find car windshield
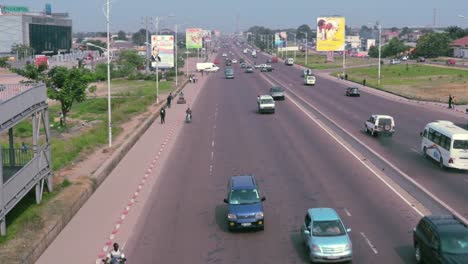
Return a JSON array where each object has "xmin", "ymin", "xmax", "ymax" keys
[
  {"xmin": 307, "ymin": 76, "xmax": 315, "ymax": 80},
  {"xmin": 349, "ymin": 88, "xmax": 358, "ymax": 92},
  {"xmin": 453, "ymin": 140, "xmax": 468, "ymax": 150},
  {"xmin": 378, "ymin": 118, "xmax": 392, "ymax": 126},
  {"xmin": 261, "ymin": 99, "xmax": 274, "ymax": 104},
  {"xmin": 440, "ymin": 233, "xmax": 468, "ymax": 254},
  {"xmin": 312, "ymin": 220, "xmax": 346, "ymax": 237},
  {"xmin": 271, "ymin": 87, "xmax": 283, "ymax": 92},
  {"xmin": 229, "ymin": 188, "xmax": 260, "ymax": 204},
  {"xmin": 225, "ymin": 69, "xmax": 233, "ymax": 74}
]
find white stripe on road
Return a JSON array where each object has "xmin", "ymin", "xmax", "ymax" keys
[
  {"xmin": 211, "ymin": 151, "xmax": 214, "ymax": 161},
  {"xmin": 211, "ymin": 140, "xmax": 215, "ymax": 147},
  {"xmin": 344, "ymin": 208, "xmax": 352, "ymax": 217},
  {"xmin": 464, "ymin": 179, "xmax": 468, "ymax": 184},
  {"xmin": 410, "ymin": 148, "xmax": 419, "ymax": 153},
  {"xmin": 360, "ymin": 232, "xmax": 379, "ymax": 254}
]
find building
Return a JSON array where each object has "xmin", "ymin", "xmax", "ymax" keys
[
  {"xmin": 0, "ymin": 4, "xmax": 72, "ymax": 55},
  {"xmin": 451, "ymin": 36, "xmax": 468, "ymax": 58},
  {"xmin": 345, "ymin": 35, "xmax": 361, "ymax": 49}
]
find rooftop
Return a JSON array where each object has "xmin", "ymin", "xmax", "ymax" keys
[
  {"xmin": 309, "ymin": 208, "xmax": 340, "ymax": 221},
  {"xmin": 452, "ymin": 36, "xmax": 468, "ymax": 47}
]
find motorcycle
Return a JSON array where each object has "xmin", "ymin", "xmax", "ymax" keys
[{"xmin": 185, "ymin": 113, "xmax": 192, "ymax": 123}]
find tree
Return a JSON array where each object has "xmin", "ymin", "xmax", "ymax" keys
[
  {"xmin": 117, "ymin": 30, "xmax": 127, "ymax": 40},
  {"xmin": 445, "ymin": 26, "xmax": 468, "ymax": 40},
  {"xmin": 297, "ymin": 24, "xmax": 313, "ymax": 40},
  {"xmin": 46, "ymin": 67, "xmax": 91, "ymax": 124},
  {"xmin": 132, "ymin": 29, "xmax": 147, "ymax": 45},
  {"xmin": 390, "ymin": 27, "xmax": 399, "ymax": 32},
  {"xmin": 11, "ymin": 44, "xmax": 34, "ymax": 59},
  {"xmin": 368, "ymin": 45, "xmax": 379, "ymax": 58},
  {"xmin": 415, "ymin": 33, "xmax": 451, "ymax": 58},
  {"xmin": 0, "ymin": 57, "xmax": 8, "ymax": 68},
  {"xmin": 14, "ymin": 63, "xmax": 46, "ymax": 81},
  {"xmin": 382, "ymin": 37, "xmax": 408, "ymax": 57},
  {"xmin": 119, "ymin": 50, "xmax": 144, "ymax": 69}
]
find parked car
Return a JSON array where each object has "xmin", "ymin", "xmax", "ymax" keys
[
  {"xmin": 364, "ymin": 115, "xmax": 395, "ymax": 136},
  {"xmin": 417, "ymin": 57, "xmax": 426, "ymax": 62},
  {"xmin": 345, "ymin": 87, "xmax": 360, "ymax": 97},
  {"xmin": 447, "ymin": 59, "xmax": 456, "ymax": 65},
  {"xmin": 301, "ymin": 208, "xmax": 353, "ymax": 263},
  {"xmin": 401, "ymin": 55, "xmax": 409, "ymax": 61},
  {"xmin": 223, "ymin": 175, "xmax": 265, "ymax": 231},
  {"xmin": 257, "ymin": 95, "xmax": 275, "ymax": 114},
  {"xmin": 269, "ymin": 86, "xmax": 285, "ymax": 100},
  {"xmin": 413, "ymin": 215, "xmax": 468, "ymax": 264},
  {"xmin": 304, "ymin": 75, "xmax": 316, "ymax": 86},
  {"xmin": 390, "ymin": 59, "xmax": 401, "ymax": 65}
]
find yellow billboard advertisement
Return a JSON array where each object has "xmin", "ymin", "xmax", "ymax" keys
[{"xmin": 316, "ymin": 17, "xmax": 345, "ymax": 51}]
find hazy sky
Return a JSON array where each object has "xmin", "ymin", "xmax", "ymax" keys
[{"xmin": 4, "ymin": 0, "xmax": 468, "ymax": 32}]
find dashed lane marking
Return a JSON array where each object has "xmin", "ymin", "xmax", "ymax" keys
[
  {"xmin": 344, "ymin": 208, "xmax": 352, "ymax": 217},
  {"xmin": 211, "ymin": 140, "xmax": 215, "ymax": 147},
  {"xmin": 360, "ymin": 232, "xmax": 378, "ymax": 254},
  {"xmin": 211, "ymin": 151, "xmax": 214, "ymax": 161}
]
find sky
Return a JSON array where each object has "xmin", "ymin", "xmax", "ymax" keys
[{"xmin": 3, "ymin": 0, "xmax": 468, "ymax": 33}]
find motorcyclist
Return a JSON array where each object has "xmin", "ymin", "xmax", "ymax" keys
[
  {"xmin": 186, "ymin": 107, "xmax": 192, "ymax": 121},
  {"xmin": 104, "ymin": 243, "xmax": 126, "ymax": 264}
]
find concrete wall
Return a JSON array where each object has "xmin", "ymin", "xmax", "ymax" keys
[
  {"xmin": 454, "ymin": 47, "xmax": 468, "ymax": 58},
  {"xmin": 0, "ymin": 16, "xmax": 23, "ymax": 53}
]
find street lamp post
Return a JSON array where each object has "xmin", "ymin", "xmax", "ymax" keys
[
  {"xmin": 175, "ymin": 24, "xmax": 178, "ymax": 87},
  {"xmin": 378, "ymin": 23, "xmax": 382, "ymax": 85}
]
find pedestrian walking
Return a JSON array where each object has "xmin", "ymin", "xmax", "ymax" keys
[
  {"xmin": 21, "ymin": 142, "xmax": 29, "ymax": 153},
  {"xmin": 345, "ymin": 73, "xmax": 348, "ymax": 80},
  {"xmin": 167, "ymin": 93, "xmax": 173, "ymax": 108},
  {"xmin": 160, "ymin": 107, "xmax": 166, "ymax": 124},
  {"xmin": 363, "ymin": 78, "xmax": 366, "ymax": 86},
  {"xmin": 448, "ymin": 94, "xmax": 453, "ymax": 109}
]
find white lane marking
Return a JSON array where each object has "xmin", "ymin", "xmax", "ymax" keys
[
  {"xmin": 258, "ymin": 74, "xmax": 425, "ymax": 217},
  {"xmin": 360, "ymin": 232, "xmax": 379, "ymax": 254},
  {"xmin": 410, "ymin": 148, "xmax": 419, "ymax": 153},
  {"xmin": 464, "ymin": 179, "xmax": 468, "ymax": 184},
  {"xmin": 344, "ymin": 208, "xmax": 352, "ymax": 217},
  {"xmin": 209, "ymin": 165, "xmax": 213, "ymax": 175},
  {"xmin": 211, "ymin": 140, "xmax": 215, "ymax": 147},
  {"xmin": 211, "ymin": 151, "xmax": 214, "ymax": 161},
  {"xmin": 260, "ymin": 72, "xmax": 468, "ymax": 223}
]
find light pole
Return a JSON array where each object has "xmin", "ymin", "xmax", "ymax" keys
[
  {"xmin": 175, "ymin": 24, "xmax": 178, "ymax": 87},
  {"xmin": 378, "ymin": 23, "xmax": 382, "ymax": 85}
]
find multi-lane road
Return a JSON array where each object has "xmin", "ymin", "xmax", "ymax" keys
[
  {"xmin": 36, "ymin": 40, "xmax": 468, "ymax": 264},
  {"xmin": 121, "ymin": 42, "xmax": 468, "ymax": 263}
]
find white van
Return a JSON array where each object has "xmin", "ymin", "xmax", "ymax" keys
[
  {"xmin": 252, "ymin": 50, "xmax": 257, "ymax": 58},
  {"xmin": 285, "ymin": 58, "xmax": 294, "ymax": 66},
  {"xmin": 196, "ymin": 63, "xmax": 219, "ymax": 72},
  {"xmin": 420, "ymin": 120, "xmax": 468, "ymax": 170}
]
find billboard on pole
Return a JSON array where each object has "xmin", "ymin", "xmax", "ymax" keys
[
  {"xmin": 274, "ymin": 32, "xmax": 287, "ymax": 47},
  {"xmin": 186, "ymin": 28, "xmax": 203, "ymax": 49},
  {"xmin": 151, "ymin": 35, "xmax": 174, "ymax": 68},
  {"xmin": 203, "ymin": 30, "xmax": 212, "ymax": 42},
  {"xmin": 316, "ymin": 17, "xmax": 345, "ymax": 51}
]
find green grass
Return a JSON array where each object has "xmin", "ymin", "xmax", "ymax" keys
[
  {"xmin": 111, "ymin": 79, "xmax": 173, "ymax": 97},
  {"xmin": 0, "ymin": 180, "xmax": 70, "ymax": 245},
  {"xmin": 279, "ymin": 53, "xmax": 377, "ymax": 70}
]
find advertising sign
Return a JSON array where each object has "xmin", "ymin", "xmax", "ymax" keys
[
  {"xmin": 186, "ymin": 28, "xmax": 203, "ymax": 49},
  {"xmin": 151, "ymin": 35, "xmax": 174, "ymax": 68},
  {"xmin": 203, "ymin": 30, "xmax": 212, "ymax": 42},
  {"xmin": 278, "ymin": 46, "xmax": 299, "ymax": 52},
  {"xmin": 316, "ymin": 17, "xmax": 345, "ymax": 51},
  {"xmin": 1, "ymin": 6, "xmax": 29, "ymax": 14},
  {"xmin": 274, "ymin": 32, "xmax": 287, "ymax": 47}
]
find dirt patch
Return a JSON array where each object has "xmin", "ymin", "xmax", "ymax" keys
[{"xmin": 382, "ymin": 82, "xmax": 468, "ymax": 104}]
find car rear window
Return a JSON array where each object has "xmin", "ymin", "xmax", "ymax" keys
[
  {"xmin": 440, "ymin": 232, "xmax": 468, "ymax": 254},
  {"xmin": 271, "ymin": 87, "xmax": 283, "ymax": 92},
  {"xmin": 378, "ymin": 118, "xmax": 392, "ymax": 126}
]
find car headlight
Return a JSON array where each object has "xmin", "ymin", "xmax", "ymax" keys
[
  {"xmin": 255, "ymin": 212, "xmax": 264, "ymax": 219},
  {"xmin": 344, "ymin": 243, "xmax": 352, "ymax": 251},
  {"xmin": 311, "ymin": 243, "xmax": 321, "ymax": 253},
  {"xmin": 227, "ymin": 213, "xmax": 237, "ymax": 220}
]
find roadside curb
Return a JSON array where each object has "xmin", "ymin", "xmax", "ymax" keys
[{"xmin": 20, "ymin": 79, "xmax": 188, "ymax": 264}]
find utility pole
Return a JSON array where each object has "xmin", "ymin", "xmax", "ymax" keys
[
  {"xmin": 105, "ymin": 0, "xmax": 112, "ymax": 147},
  {"xmin": 175, "ymin": 24, "xmax": 178, "ymax": 87},
  {"xmin": 378, "ymin": 23, "xmax": 382, "ymax": 85},
  {"xmin": 144, "ymin": 16, "xmax": 150, "ymax": 74},
  {"xmin": 155, "ymin": 16, "xmax": 160, "ymax": 103}
]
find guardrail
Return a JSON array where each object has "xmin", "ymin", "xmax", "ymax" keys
[
  {"xmin": 0, "ymin": 83, "xmax": 36, "ymax": 102},
  {"xmin": 2, "ymin": 148, "xmax": 33, "ymax": 167}
]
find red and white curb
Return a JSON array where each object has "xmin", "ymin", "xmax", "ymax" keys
[{"xmin": 95, "ymin": 124, "xmax": 177, "ymax": 264}]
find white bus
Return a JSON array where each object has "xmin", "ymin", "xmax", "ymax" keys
[{"xmin": 420, "ymin": 120, "xmax": 468, "ymax": 170}]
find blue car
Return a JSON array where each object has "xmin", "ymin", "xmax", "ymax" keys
[
  {"xmin": 224, "ymin": 175, "xmax": 265, "ymax": 231},
  {"xmin": 301, "ymin": 208, "xmax": 353, "ymax": 263}
]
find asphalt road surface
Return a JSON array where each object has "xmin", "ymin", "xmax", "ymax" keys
[
  {"xmin": 125, "ymin": 51, "xmax": 423, "ymax": 263},
  {"xmin": 248, "ymin": 49, "xmax": 468, "ymax": 220}
]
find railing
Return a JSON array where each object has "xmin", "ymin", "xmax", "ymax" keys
[
  {"xmin": 0, "ymin": 83, "xmax": 36, "ymax": 102},
  {"xmin": 1, "ymin": 148, "xmax": 34, "ymax": 167}
]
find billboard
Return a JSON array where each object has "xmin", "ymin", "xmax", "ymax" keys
[
  {"xmin": 151, "ymin": 35, "xmax": 174, "ymax": 68},
  {"xmin": 278, "ymin": 46, "xmax": 299, "ymax": 52},
  {"xmin": 316, "ymin": 17, "xmax": 345, "ymax": 51},
  {"xmin": 274, "ymin": 32, "xmax": 287, "ymax": 47},
  {"xmin": 186, "ymin": 28, "xmax": 203, "ymax": 49},
  {"xmin": 0, "ymin": 6, "xmax": 29, "ymax": 14},
  {"xmin": 203, "ymin": 30, "xmax": 212, "ymax": 42}
]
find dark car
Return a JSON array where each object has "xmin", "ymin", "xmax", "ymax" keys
[
  {"xmin": 345, "ymin": 87, "xmax": 360, "ymax": 97},
  {"xmin": 269, "ymin": 86, "xmax": 285, "ymax": 100},
  {"xmin": 225, "ymin": 60, "xmax": 232, "ymax": 66},
  {"xmin": 413, "ymin": 215, "xmax": 468, "ymax": 264},
  {"xmin": 223, "ymin": 175, "xmax": 265, "ymax": 231},
  {"xmin": 244, "ymin": 66, "xmax": 254, "ymax": 73},
  {"xmin": 417, "ymin": 57, "xmax": 426, "ymax": 62},
  {"xmin": 239, "ymin": 58, "xmax": 245, "ymax": 64},
  {"xmin": 224, "ymin": 68, "xmax": 234, "ymax": 79}
]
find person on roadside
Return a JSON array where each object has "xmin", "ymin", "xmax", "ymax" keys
[
  {"xmin": 448, "ymin": 94, "xmax": 453, "ymax": 109},
  {"xmin": 160, "ymin": 107, "xmax": 166, "ymax": 124},
  {"xmin": 345, "ymin": 73, "xmax": 348, "ymax": 80},
  {"xmin": 186, "ymin": 107, "xmax": 192, "ymax": 121},
  {"xmin": 362, "ymin": 78, "xmax": 366, "ymax": 86},
  {"xmin": 167, "ymin": 93, "xmax": 173, "ymax": 108},
  {"xmin": 21, "ymin": 142, "xmax": 29, "ymax": 153},
  {"xmin": 104, "ymin": 242, "xmax": 126, "ymax": 264}
]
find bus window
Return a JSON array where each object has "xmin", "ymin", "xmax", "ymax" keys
[
  {"xmin": 453, "ymin": 140, "xmax": 468, "ymax": 150},
  {"xmin": 440, "ymin": 136, "xmax": 451, "ymax": 150},
  {"xmin": 423, "ymin": 129, "xmax": 428, "ymax": 138}
]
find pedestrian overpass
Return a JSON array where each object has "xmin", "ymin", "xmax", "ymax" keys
[{"xmin": 0, "ymin": 83, "xmax": 51, "ymax": 235}]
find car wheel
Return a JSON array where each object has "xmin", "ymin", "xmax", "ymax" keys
[
  {"xmin": 414, "ymin": 244, "xmax": 423, "ymax": 264},
  {"xmin": 439, "ymin": 158, "xmax": 445, "ymax": 170},
  {"xmin": 423, "ymin": 147, "xmax": 428, "ymax": 158}
]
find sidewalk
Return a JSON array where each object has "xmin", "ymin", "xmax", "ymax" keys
[{"xmin": 35, "ymin": 55, "xmax": 215, "ymax": 264}]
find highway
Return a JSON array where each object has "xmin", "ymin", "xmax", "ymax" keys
[
  {"xmin": 125, "ymin": 47, "xmax": 423, "ymax": 263},
  {"xmin": 247, "ymin": 48, "xmax": 468, "ymax": 220}
]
